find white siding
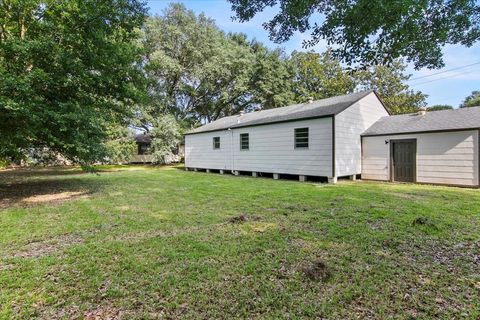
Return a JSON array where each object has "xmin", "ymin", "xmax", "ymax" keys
[
  {"xmin": 231, "ymin": 118, "xmax": 333, "ymax": 176},
  {"xmin": 334, "ymin": 92, "xmax": 389, "ymax": 177},
  {"xmin": 362, "ymin": 130, "xmax": 479, "ymax": 186},
  {"xmin": 185, "ymin": 118, "xmax": 333, "ymax": 177},
  {"xmin": 185, "ymin": 130, "xmax": 233, "ymax": 170}
]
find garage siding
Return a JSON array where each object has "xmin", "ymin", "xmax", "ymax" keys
[{"xmin": 362, "ymin": 130, "xmax": 479, "ymax": 186}]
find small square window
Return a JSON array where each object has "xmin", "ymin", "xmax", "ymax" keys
[
  {"xmin": 213, "ymin": 137, "xmax": 220, "ymax": 149},
  {"xmin": 295, "ymin": 128, "xmax": 309, "ymax": 148},
  {"xmin": 240, "ymin": 133, "xmax": 249, "ymax": 150}
]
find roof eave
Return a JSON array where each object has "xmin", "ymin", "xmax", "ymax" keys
[
  {"xmin": 361, "ymin": 127, "xmax": 480, "ymax": 137},
  {"xmin": 184, "ymin": 113, "xmax": 336, "ymax": 136}
]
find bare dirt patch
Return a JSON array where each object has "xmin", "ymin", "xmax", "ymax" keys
[
  {"xmin": 228, "ymin": 214, "xmax": 261, "ymax": 224},
  {"xmin": 84, "ymin": 305, "xmax": 123, "ymax": 320},
  {"xmin": 398, "ymin": 239, "xmax": 480, "ymax": 271},
  {"xmin": 302, "ymin": 259, "xmax": 331, "ymax": 281},
  {"xmin": 22, "ymin": 191, "xmax": 88, "ymax": 204},
  {"xmin": 11, "ymin": 234, "xmax": 84, "ymax": 258}
]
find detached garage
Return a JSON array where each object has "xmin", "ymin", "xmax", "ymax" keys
[{"xmin": 362, "ymin": 108, "xmax": 480, "ymax": 187}]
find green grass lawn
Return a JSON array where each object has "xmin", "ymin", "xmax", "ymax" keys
[{"xmin": 0, "ymin": 166, "xmax": 479, "ymax": 319}]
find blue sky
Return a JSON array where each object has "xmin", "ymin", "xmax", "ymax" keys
[{"xmin": 147, "ymin": 0, "xmax": 480, "ymax": 107}]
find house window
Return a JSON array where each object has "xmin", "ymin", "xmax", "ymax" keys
[
  {"xmin": 240, "ymin": 133, "xmax": 249, "ymax": 150},
  {"xmin": 294, "ymin": 128, "xmax": 309, "ymax": 148},
  {"xmin": 213, "ymin": 137, "xmax": 220, "ymax": 149}
]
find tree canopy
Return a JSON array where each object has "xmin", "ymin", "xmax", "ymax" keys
[
  {"xmin": 0, "ymin": 0, "xmax": 147, "ymax": 163},
  {"xmin": 138, "ymin": 3, "xmax": 294, "ymax": 128},
  {"xmin": 290, "ymin": 50, "xmax": 356, "ymax": 102},
  {"xmin": 228, "ymin": 0, "xmax": 480, "ymax": 69},
  {"xmin": 427, "ymin": 105, "xmax": 454, "ymax": 111},
  {"xmin": 355, "ymin": 61, "xmax": 427, "ymax": 114},
  {"xmin": 460, "ymin": 90, "xmax": 480, "ymax": 108}
]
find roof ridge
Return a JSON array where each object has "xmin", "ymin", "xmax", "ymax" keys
[{"xmin": 187, "ymin": 90, "xmax": 375, "ymax": 134}]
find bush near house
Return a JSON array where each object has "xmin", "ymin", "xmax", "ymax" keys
[{"xmin": 0, "ymin": 166, "xmax": 479, "ymax": 319}]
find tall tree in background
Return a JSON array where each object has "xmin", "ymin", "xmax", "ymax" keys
[
  {"xmin": 228, "ymin": 0, "xmax": 480, "ymax": 69},
  {"xmin": 248, "ymin": 41, "xmax": 295, "ymax": 110},
  {"xmin": 141, "ymin": 4, "xmax": 251, "ymax": 125},
  {"xmin": 460, "ymin": 90, "xmax": 480, "ymax": 108},
  {"xmin": 290, "ymin": 50, "xmax": 356, "ymax": 102},
  {"xmin": 0, "ymin": 0, "xmax": 147, "ymax": 162},
  {"xmin": 140, "ymin": 4, "xmax": 295, "ymax": 127},
  {"xmin": 355, "ymin": 61, "xmax": 427, "ymax": 114},
  {"xmin": 427, "ymin": 105, "xmax": 454, "ymax": 111}
]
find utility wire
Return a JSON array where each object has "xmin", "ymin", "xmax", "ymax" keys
[
  {"xmin": 408, "ymin": 61, "xmax": 480, "ymax": 82},
  {"xmin": 409, "ymin": 67, "xmax": 480, "ymax": 86}
]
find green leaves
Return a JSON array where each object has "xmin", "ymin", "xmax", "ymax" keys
[
  {"xmin": 290, "ymin": 50, "xmax": 356, "ymax": 102},
  {"xmin": 139, "ymin": 4, "xmax": 295, "ymax": 127},
  {"xmin": 355, "ymin": 61, "xmax": 427, "ymax": 114},
  {"xmin": 0, "ymin": 0, "xmax": 147, "ymax": 163},
  {"xmin": 460, "ymin": 90, "xmax": 480, "ymax": 108},
  {"xmin": 229, "ymin": 0, "xmax": 480, "ymax": 69}
]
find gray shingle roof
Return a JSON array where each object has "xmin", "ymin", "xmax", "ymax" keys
[
  {"xmin": 187, "ymin": 90, "xmax": 376, "ymax": 134},
  {"xmin": 135, "ymin": 133, "xmax": 152, "ymax": 143},
  {"xmin": 362, "ymin": 107, "xmax": 480, "ymax": 136}
]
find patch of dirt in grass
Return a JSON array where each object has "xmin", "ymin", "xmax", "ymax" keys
[
  {"xmin": 22, "ymin": 191, "xmax": 88, "ymax": 204},
  {"xmin": 368, "ymin": 219, "xmax": 387, "ymax": 231},
  {"xmin": 302, "ymin": 259, "xmax": 331, "ymax": 281},
  {"xmin": 84, "ymin": 305, "xmax": 123, "ymax": 320},
  {"xmin": 228, "ymin": 214, "xmax": 261, "ymax": 223},
  {"xmin": 11, "ymin": 234, "xmax": 84, "ymax": 258},
  {"xmin": 398, "ymin": 239, "xmax": 480, "ymax": 271},
  {"xmin": 411, "ymin": 216, "xmax": 437, "ymax": 228},
  {"xmin": 283, "ymin": 204, "xmax": 311, "ymax": 212}
]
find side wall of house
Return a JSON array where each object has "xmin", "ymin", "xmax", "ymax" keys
[
  {"xmin": 334, "ymin": 92, "xmax": 389, "ymax": 177},
  {"xmin": 185, "ymin": 130, "xmax": 233, "ymax": 170},
  {"xmin": 362, "ymin": 130, "xmax": 479, "ymax": 186},
  {"xmin": 231, "ymin": 118, "xmax": 333, "ymax": 176},
  {"xmin": 185, "ymin": 117, "xmax": 333, "ymax": 177}
]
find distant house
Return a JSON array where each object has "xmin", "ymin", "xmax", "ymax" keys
[
  {"xmin": 130, "ymin": 133, "xmax": 184, "ymax": 164},
  {"xmin": 130, "ymin": 133, "xmax": 153, "ymax": 163},
  {"xmin": 185, "ymin": 91, "xmax": 480, "ymax": 187}
]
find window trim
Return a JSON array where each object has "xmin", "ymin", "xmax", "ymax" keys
[
  {"xmin": 294, "ymin": 127, "xmax": 309, "ymax": 149},
  {"xmin": 213, "ymin": 136, "xmax": 220, "ymax": 149},
  {"xmin": 240, "ymin": 133, "xmax": 249, "ymax": 150}
]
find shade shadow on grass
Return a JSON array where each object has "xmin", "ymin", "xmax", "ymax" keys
[{"xmin": 0, "ymin": 168, "xmax": 105, "ymax": 208}]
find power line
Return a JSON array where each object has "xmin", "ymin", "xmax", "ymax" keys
[
  {"xmin": 409, "ymin": 67, "xmax": 480, "ymax": 86},
  {"xmin": 408, "ymin": 61, "xmax": 480, "ymax": 82}
]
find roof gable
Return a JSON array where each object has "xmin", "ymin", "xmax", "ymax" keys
[{"xmin": 187, "ymin": 90, "xmax": 377, "ymax": 134}]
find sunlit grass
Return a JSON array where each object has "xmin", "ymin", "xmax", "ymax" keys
[{"xmin": 0, "ymin": 166, "xmax": 479, "ymax": 319}]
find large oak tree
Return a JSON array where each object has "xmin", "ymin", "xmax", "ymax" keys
[{"xmin": 0, "ymin": 0, "xmax": 147, "ymax": 162}]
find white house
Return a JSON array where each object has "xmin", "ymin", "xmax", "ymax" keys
[
  {"xmin": 185, "ymin": 91, "xmax": 389, "ymax": 183},
  {"xmin": 185, "ymin": 91, "xmax": 480, "ymax": 187}
]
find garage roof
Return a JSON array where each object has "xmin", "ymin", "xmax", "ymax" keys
[
  {"xmin": 362, "ymin": 107, "xmax": 480, "ymax": 136},
  {"xmin": 187, "ymin": 90, "xmax": 378, "ymax": 134}
]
